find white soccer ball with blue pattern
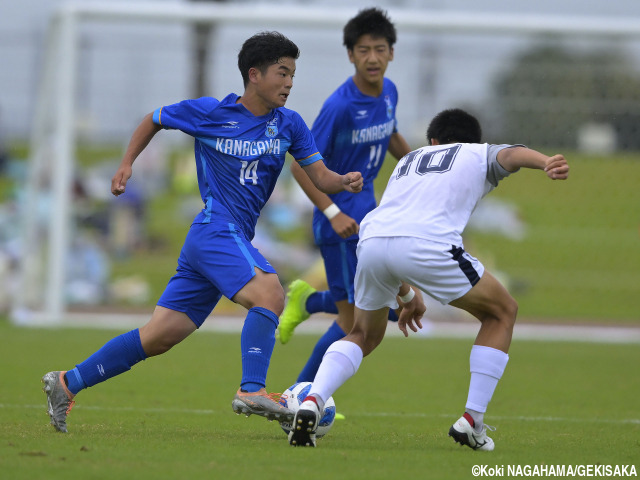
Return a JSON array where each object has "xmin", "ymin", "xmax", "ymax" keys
[{"xmin": 279, "ymin": 381, "xmax": 336, "ymax": 438}]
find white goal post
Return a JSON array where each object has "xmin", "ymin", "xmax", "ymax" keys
[{"xmin": 13, "ymin": 1, "xmax": 640, "ymax": 326}]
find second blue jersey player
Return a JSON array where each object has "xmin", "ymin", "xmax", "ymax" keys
[
  {"xmin": 41, "ymin": 31, "xmax": 362, "ymax": 434},
  {"xmin": 278, "ymin": 8, "xmax": 411, "ymax": 384}
]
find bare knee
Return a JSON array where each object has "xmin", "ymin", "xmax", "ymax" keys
[
  {"xmin": 139, "ymin": 324, "xmax": 185, "ymax": 357},
  {"xmin": 139, "ymin": 308, "xmax": 196, "ymax": 357},
  {"xmin": 249, "ymin": 284, "xmax": 285, "ymax": 314},
  {"xmin": 233, "ymin": 273, "xmax": 285, "ymax": 315},
  {"xmin": 345, "ymin": 308, "xmax": 388, "ymax": 356},
  {"xmin": 346, "ymin": 329, "xmax": 384, "ymax": 357},
  {"xmin": 361, "ymin": 335, "xmax": 383, "ymax": 356},
  {"xmin": 484, "ymin": 295, "xmax": 518, "ymax": 329},
  {"xmin": 335, "ymin": 302, "xmax": 355, "ymax": 333},
  {"xmin": 503, "ymin": 296, "xmax": 518, "ymax": 327},
  {"xmin": 272, "ymin": 287, "xmax": 285, "ymax": 315},
  {"xmin": 144, "ymin": 340, "xmax": 174, "ymax": 357},
  {"xmin": 253, "ymin": 284, "xmax": 284, "ymax": 316}
]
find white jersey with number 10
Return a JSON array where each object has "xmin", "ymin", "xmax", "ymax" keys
[{"xmin": 359, "ymin": 143, "xmax": 517, "ymax": 247}]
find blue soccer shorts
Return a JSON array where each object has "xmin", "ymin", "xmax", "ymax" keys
[
  {"xmin": 319, "ymin": 239, "xmax": 359, "ymax": 304},
  {"xmin": 157, "ymin": 221, "xmax": 276, "ymax": 327}
]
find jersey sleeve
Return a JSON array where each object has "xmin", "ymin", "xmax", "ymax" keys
[
  {"xmin": 486, "ymin": 144, "xmax": 524, "ymax": 187},
  {"xmin": 289, "ymin": 111, "xmax": 323, "ymax": 167},
  {"xmin": 153, "ymin": 97, "xmax": 219, "ymax": 137}
]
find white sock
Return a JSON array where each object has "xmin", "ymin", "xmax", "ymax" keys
[
  {"xmin": 309, "ymin": 340, "xmax": 363, "ymax": 404},
  {"xmin": 465, "ymin": 345, "xmax": 509, "ymax": 427}
]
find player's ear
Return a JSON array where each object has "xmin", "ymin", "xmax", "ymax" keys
[
  {"xmin": 248, "ymin": 67, "xmax": 261, "ymax": 84},
  {"xmin": 347, "ymin": 49, "xmax": 355, "ymax": 64},
  {"xmin": 389, "ymin": 46, "xmax": 394, "ymax": 61}
]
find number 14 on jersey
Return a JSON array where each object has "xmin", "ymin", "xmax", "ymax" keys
[{"xmin": 240, "ymin": 160, "xmax": 259, "ymax": 185}]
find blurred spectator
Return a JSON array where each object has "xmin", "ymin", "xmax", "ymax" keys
[
  {"xmin": 108, "ymin": 176, "xmax": 146, "ymax": 258},
  {"xmin": 66, "ymin": 232, "xmax": 110, "ymax": 305}
]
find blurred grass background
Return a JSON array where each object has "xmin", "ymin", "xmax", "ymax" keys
[
  {"xmin": 111, "ymin": 148, "xmax": 639, "ymax": 322},
  {"xmin": 2, "ymin": 145, "xmax": 639, "ymax": 323},
  {"xmin": 455, "ymin": 153, "xmax": 640, "ymax": 322}
]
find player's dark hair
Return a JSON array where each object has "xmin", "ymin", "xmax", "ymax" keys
[
  {"xmin": 426, "ymin": 108, "xmax": 482, "ymax": 144},
  {"xmin": 238, "ymin": 31, "xmax": 300, "ymax": 87},
  {"xmin": 343, "ymin": 7, "xmax": 397, "ymax": 50}
]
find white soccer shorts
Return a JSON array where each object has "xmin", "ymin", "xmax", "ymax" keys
[{"xmin": 354, "ymin": 236, "xmax": 485, "ymax": 311}]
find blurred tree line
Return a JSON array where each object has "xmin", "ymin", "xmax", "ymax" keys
[{"xmin": 490, "ymin": 41, "xmax": 640, "ymax": 150}]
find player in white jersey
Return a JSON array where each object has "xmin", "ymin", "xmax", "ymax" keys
[{"xmin": 288, "ymin": 108, "xmax": 570, "ymax": 449}]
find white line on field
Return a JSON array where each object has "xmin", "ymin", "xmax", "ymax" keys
[
  {"xmin": 18, "ymin": 313, "xmax": 640, "ymax": 344},
  {"xmin": 5, "ymin": 404, "xmax": 638, "ymax": 425}
]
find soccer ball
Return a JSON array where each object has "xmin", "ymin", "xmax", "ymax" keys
[{"xmin": 279, "ymin": 381, "xmax": 336, "ymax": 438}]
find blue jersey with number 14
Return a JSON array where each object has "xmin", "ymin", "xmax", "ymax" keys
[
  {"xmin": 311, "ymin": 77, "xmax": 399, "ymax": 245},
  {"xmin": 153, "ymin": 93, "xmax": 322, "ymax": 240}
]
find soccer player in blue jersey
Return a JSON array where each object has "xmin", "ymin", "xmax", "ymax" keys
[
  {"xmin": 41, "ymin": 31, "xmax": 363, "ymax": 433},
  {"xmin": 277, "ymin": 8, "xmax": 411, "ymax": 383}
]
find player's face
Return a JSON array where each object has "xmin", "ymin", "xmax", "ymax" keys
[
  {"xmin": 348, "ymin": 34, "xmax": 394, "ymax": 90},
  {"xmin": 253, "ymin": 57, "xmax": 296, "ymax": 111}
]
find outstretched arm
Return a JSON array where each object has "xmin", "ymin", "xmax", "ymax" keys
[
  {"xmin": 111, "ymin": 112, "xmax": 162, "ymax": 196},
  {"xmin": 297, "ymin": 159, "xmax": 363, "ymax": 195},
  {"xmin": 497, "ymin": 146, "xmax": 569, "ymax": 180},
  {"xmin": 290, "ymin": 161, "xmax": 359, "ymax": 238}
]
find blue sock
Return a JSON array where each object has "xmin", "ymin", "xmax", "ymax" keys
[
  {"xmin": 240, "ymin": 307, "xmax": 278, "ymax": 393},
  {"xmin": 297, "ymin": 321, "xmax": 345, "ymax": 382},
  {"xmin": 65, "ymin": 368, "xmax": 86, "ymax": 394},
  {"xmin": 67, "ymin": 329, "xmax": 147, "ymax": 395},
  {"xmin": 306, "ymin": 290, "xmax": 338, "ymax": 315}
]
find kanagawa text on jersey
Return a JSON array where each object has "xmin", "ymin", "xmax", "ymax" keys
[
  {"xmin": 351, "ymin": 119, "xmax": 395, "ymax": 144},
  {"xmin": 214, "ymin": 137, "xmax": 281, "ymax": 156}
]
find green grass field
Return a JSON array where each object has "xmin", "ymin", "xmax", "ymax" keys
[{"xmin": 1, "ymin": 319, "xmax": 638, "ymax": 480}]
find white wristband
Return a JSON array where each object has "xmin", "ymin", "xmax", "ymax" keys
[
  {"xmin": 399, "ymin": 288, "xmax": 415, "ymax": 303},
  {"xmin": 323, "ymin": 203, "xmax": 341, "ymax": 220}
]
